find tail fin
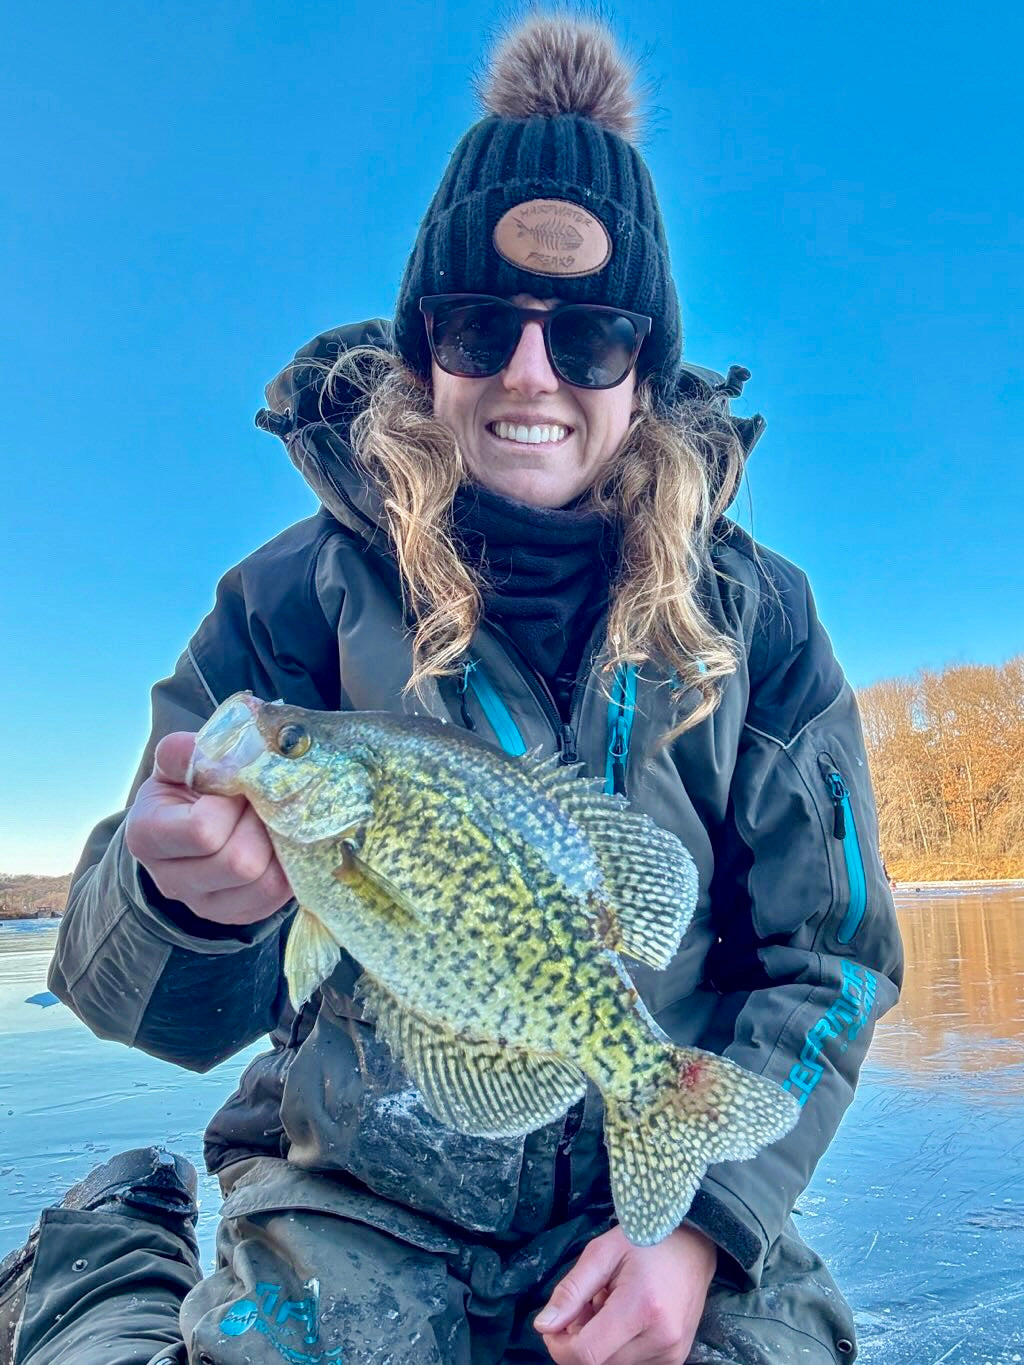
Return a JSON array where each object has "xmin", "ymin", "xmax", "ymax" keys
[
  {"xmin": 283, "ymin": 906, "xmax": 342, "ymax": 1009},
  {"xmin": 603, "ymin": 1046, "xmax": 800, "ymax": 1245}
]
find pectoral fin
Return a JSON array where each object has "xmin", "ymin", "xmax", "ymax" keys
[
  {"xmin": 357, "ymin": 974, "xmax": 586, "ymax": 1137},
  {"xmin": 332, "ymin": 840, "xmax": 425, "ymax": 930}
]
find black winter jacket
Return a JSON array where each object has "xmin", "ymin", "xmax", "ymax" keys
[{"xmin": 50, "ymin": 322, "xmax": 903, "ymax": 1287}]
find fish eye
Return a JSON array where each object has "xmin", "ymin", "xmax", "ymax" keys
[{"xmin": 275, "ymin": 723, "xmax": 311, "ymax": 759}]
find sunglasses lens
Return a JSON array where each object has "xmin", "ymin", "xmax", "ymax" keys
[
  {"xmin": 550, "ymin": 308, "xmax": 639, "ymax": 387},
  {"xmin": 428, "ymin": 300, "xmax": 518, "ymax": 377}
]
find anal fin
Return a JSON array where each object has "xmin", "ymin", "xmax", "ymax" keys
[{"xmin": 357, "ymin": 974, "xmax": 586, "ymax": 1138}]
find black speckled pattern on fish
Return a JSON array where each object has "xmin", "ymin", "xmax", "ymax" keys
[{"xmin": 188, "ymin": 693, "xmax": 801, "ymax": 1244}]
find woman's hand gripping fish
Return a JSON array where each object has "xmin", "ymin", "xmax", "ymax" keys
[{"xmin": 187, "ymin": 692, "xmax": 799, "ymax": 1245}]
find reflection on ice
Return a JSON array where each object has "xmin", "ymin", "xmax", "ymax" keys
[
  {"xmin": 2, "ymin": 885, "xmax": 1023, "ymax": 1362},
  {"xmin": 869, "ymin": 885, "xmax": 1024, "ymax": 1087}
]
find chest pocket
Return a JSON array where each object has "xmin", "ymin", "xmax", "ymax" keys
[{"xmin": 280, "ymin": 978, "xmax": 527, "ymax": 1234}]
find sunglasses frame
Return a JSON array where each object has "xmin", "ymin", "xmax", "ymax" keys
[{"xmin": 419, "ymin": 293, "xmax": 652, "ymax": 390}]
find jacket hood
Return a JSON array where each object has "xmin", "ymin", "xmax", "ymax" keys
[
  {"xmin": 255, "ymin": 318, "xmax": 393, "ymax": 540},
  {"xmin": 254, "ymin": 319, "xmax": 765, "ymax": 534}
]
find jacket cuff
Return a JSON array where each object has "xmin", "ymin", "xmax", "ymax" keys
[
  {"xmin": 116, "ymin": 823, "xmax": 291, "ymax": 954},
  {"xmin": 684, "ymin": 1176, "xmax": 770, "ymax": 1289}
]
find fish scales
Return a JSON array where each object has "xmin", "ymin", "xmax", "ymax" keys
[
  {"xmin": 363, "ymin": 757, "xmax": 644, "ymax": 1080},
  {"xmin": 188, "ymin": 693, "xmax": 801, "ymax": 1244}
]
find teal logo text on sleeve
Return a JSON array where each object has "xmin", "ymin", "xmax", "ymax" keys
[{"xmin": 782, "ymin": 960, "xmax": 877, "ymax": 1106}]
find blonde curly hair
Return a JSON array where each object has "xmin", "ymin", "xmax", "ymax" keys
[{"xmin": 322, "ymin": 346, "xmax": 746, "ymax": 736}]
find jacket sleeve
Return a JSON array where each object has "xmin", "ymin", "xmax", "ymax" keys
[
  {"xmin": 684, "ymin": 546, "xmax": 904, "ymax": 1286},
  {"xmin": 49, "ymin": 516, "xmax": 343, "ymax": 1072}
]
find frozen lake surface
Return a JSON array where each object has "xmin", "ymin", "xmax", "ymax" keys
[{"xmin": 2, "ymin": 886, "xmax": 1023, "ymax": 1362}]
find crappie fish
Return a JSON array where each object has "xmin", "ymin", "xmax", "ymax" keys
[{"xmin": 187, "ymin": 692, "xmax": 799, "ymax": 1244}]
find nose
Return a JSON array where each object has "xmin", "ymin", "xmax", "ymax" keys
[{"xmin": 502, "ymin": 320, "xmax": 559, "ymax": 396}]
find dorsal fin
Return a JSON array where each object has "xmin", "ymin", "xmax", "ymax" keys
[{"xmin": 518, "ymin": 751, "xmax": 699, "ymax": 969}]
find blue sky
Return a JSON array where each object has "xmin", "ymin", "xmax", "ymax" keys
[{"xmin": 2, "ymin": 2, "xmax": 1021, "ymax": 874}]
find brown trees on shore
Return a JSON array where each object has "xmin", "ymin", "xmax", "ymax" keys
[
  {"xmin": 0, "ymin": 873, "xmax": 71, "ymax": 919},
  {"xmin": 858, "ymin": 657, "xmax": 1024, "ymax": 881}
]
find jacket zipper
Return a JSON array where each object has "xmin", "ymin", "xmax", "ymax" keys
[
  {"xmin": 472, "ymin": 615, "xmax": 610, "ymax": 766},
  {"xmin": 819, "ymin": 754, "xmax": 867, "ymax": 943},
  {"xmin": 458, "ymin": 659, "xmax": 528, "ymax": 756},
  {"xmin": 604, "ymin": 662, "xmax": 638, "ymax": 795}
]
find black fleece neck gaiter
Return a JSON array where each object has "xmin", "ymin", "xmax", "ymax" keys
[{"xmin": 452, "ymin": 483, "xmax": 617, "ymax": 710}]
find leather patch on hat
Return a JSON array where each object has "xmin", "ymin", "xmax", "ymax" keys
[{"xmin": 493, "ymin": 199, "xmax": 611, "ymax": 278}]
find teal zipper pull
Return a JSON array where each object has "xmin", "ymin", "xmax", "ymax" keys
[
  {"xmin": 818, "ymin": 754, "xmax": 867, "ymax": 944},
  {"xmin": 605, "ymin": 663, "xmax": 637, "ymax": 795},
  {"xmin": 826, "ymin": 772, "xmax": 848, "ymax": 839}
]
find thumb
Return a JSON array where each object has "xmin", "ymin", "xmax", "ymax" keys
[
  {"xmin": 534, "ymin": 1232, "xmax": 624, "ymax": 1332},
  {"xmin": 153, "ymin": 731, "xmax": 199, "ymax": 786}
]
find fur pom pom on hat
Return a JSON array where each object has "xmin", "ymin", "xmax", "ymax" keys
[
  {"xmin": 477, "ymin": 16, "xmax": 642, "ymax": 142},
  {"xmin": 393, "ymin": 16, "xmax": 682, "ymax": 396}
]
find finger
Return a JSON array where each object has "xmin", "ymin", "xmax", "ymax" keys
[
  {"xmin": 200, "ymin": 803, "xmax": 279, "ymax": 891},
  {"xmin": 550, "ymin": 1295, "xmax": 643, "ymax": 1365},
  {"xmin": 152, "ymin": 732, "xmax": 199, "ymax": 785},
  {"xmin": 535, "ymin": 1235, "xmax": 625, "ymax": 1335},
  {"xmin": 554, "ymin": 1285, "xmax": 611, "ymax": 1339},
  {"xmin": 196, "ymin": 861, "xmax": 293, "ymax": 925},
  {"xmin": 128, "ymin": 790, "xmax": 249, "ymax": 863},
  {"xmin": 543, "ymin": 1321, "xmax": 632, "ymax": 1365},
  {"xmin": 147, "ymin": 833, "xmax": 274, "ymax": 899},
  {"xmin": 145, "ymin": 805, "xmax": 285, "ymax": 898},
  {"xmin": 563, "ymin": 1300, "xmax": 599, "ymax": 1336}
]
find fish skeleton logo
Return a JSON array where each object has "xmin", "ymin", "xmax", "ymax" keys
[
  {"xmin": 514, "ymin": 217, "xmax": 585, "ymax": 252},
  {"xmin": 493, "ymin": 198, "xmax": 611, "ymax": 277}
]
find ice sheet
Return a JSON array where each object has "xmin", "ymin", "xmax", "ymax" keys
[{"xmin": 2, "ymin": 887, "xmax": 1023, "ymax": 1360}]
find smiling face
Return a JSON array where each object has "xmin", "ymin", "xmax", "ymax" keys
[{"xmin": 430, "ymin": 295, "xmax": 636, "ymax": 508}]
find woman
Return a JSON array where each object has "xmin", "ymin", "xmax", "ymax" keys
[{"xmin": 2, "ymin": 17, "xmax": 901, "ymax": 1365}]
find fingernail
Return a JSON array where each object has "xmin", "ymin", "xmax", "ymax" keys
[{"xmin": 534, "ymin": 1308, "xmax": 557, "ymax": 1329}]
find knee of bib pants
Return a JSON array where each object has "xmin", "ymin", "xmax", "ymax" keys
[{"xmin": 12, "ymin": 1207, "xmax": 199, "ymax": 1365}]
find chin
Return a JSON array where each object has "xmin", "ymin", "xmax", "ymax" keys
[
  {"xmin": 492, "ymin": 476, "xmax": 576, "ymax": 508},
  {"xmin": 468, "ymin": 461, "xmax": 582, "ymax": 509}
]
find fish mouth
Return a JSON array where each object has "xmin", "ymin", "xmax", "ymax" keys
[{"xmin": 186, "ymin": 692, "xmax": 268, "ymax": 795}]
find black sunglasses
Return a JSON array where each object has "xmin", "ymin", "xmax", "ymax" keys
[{"xmin": 419, "ymin": 294, "xmax": 652, "ymax": 390}]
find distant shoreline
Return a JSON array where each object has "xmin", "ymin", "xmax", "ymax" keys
[
  {"xmin": 1, "ymin": 869, "xmax": 1022, "ymax": 924},
  {"xmin": 0, "ymin": 873, "xmax": 72, "ymax": 920},
  {"xmin": 893, "ymin": 878, "xmax": 1024, "ymax": 890}
]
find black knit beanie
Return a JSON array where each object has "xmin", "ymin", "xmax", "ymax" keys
[{"xmin": 393, "ymin": 18, "xmax": 682, "ymax": 398}]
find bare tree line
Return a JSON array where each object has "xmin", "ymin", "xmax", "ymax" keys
[
  {"xmin": 4, "ymin": 660, "xmax": 1022, "ymax": 904},
  {"xmin": 0, "ymin": 873, "xmax": 71, "ymax": 919},
  {"xmin": 858, "ymin": 656, "xmax": 1024, "ymax": 881}
]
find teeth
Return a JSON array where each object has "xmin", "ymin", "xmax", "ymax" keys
[{"xmin": 492, "ymin": 422, "xmax": 568, "ymax": 444}]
